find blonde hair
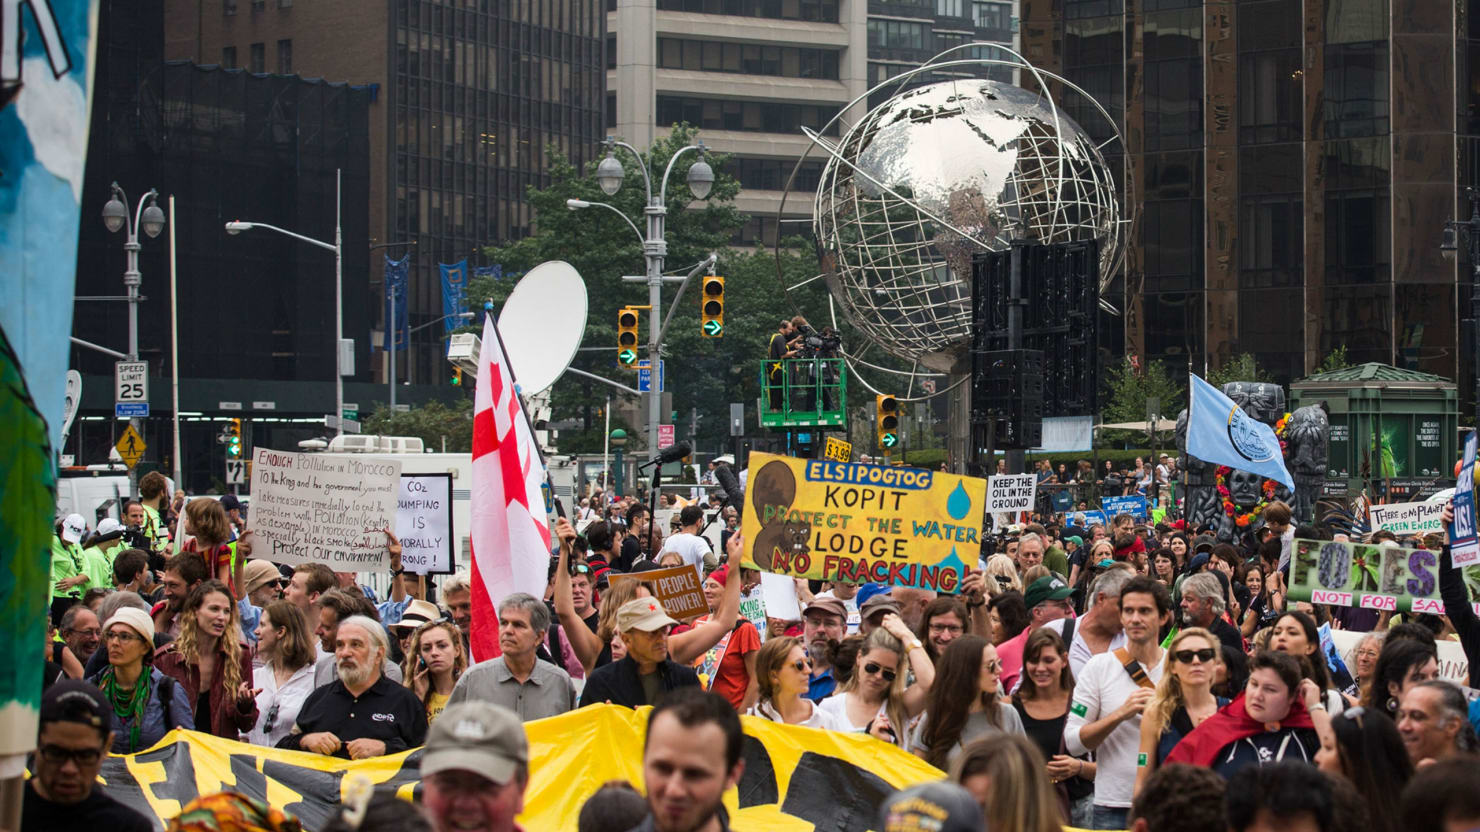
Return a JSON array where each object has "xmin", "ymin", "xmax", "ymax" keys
[
  {"xmin": 173, "ymin": 579, "xmax": 244, "ymax": 703},
  {"xmin": 950, "ymin": 733, "xmax": 1060, "ymax": 832},
  {"xmin": 984, "ymin": 554, "xmax": 1021, "ymax": 595},
  {"xmin": 838, "ymin": 628, "xmax": 909, "ymax": 746},
  {"xmin": 1145, "ymin": 627, "xmax": 1220, "ymax": 738},
  {"xmin": 402, "ymin": 620, "xmax": 468, "ymax": 711}
]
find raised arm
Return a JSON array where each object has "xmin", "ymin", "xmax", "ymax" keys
[
  {"xmin": 552, "ymin": 517, "xmax": 603, "ymax": 672},
  {"xmin": 671, "ymin": 533, "xmax": 744, "ymax": 664}
]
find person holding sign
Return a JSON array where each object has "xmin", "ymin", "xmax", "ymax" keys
[{"xmin": 1438, "ymin": 499, "xmax": 1480, "ymax": 689}]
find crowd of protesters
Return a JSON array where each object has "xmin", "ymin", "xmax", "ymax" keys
[{"xmin": 30, "ymin": 466, "xmax": 1480, "ymax": 832}]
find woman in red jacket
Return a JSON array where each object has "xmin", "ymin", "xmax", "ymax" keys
[{"xmin": 155, "ymin": 579, "xmax": 258, "ymax": 738}]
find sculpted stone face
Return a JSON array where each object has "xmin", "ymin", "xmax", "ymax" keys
[{"xmin": 1228, "ymin": 468, "xmax": 1264, "ymax": 507}]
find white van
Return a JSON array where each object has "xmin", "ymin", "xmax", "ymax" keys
[{"xmin": 55, "ymin": 466, "xmax": 175, "ymax": 523}]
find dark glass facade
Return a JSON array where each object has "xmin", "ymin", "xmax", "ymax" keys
[{"xmin": 391, "ymin": 0, "xmax": 604, "ymax": 383}]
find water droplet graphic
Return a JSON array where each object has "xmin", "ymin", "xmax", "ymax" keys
[{"xmin": 946, "ymin": 480, "xmax": 971, "ymax": 520}]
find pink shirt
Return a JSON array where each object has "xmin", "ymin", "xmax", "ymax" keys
[{"xmin": 996, "ymin": 628, "xmax": 1031, "ymax": 693}]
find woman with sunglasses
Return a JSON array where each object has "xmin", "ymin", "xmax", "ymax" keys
[
  {"xmin": 154, "ymin": 580, "xmax": 258, "ymax": 739},
  {"xmin": 1133, "ymin": 628, "xmax": 1225, "ymax": 796},
  {"xmin": 1313, "ymin": 704, "xmax": 1412, "ymax": 832},
  {"xmin": 747, "ymin": 636, "xmax": 843, "ymax": 729},
  {"xmin": 244, "ymin": 600, "xmax": 315, "ymax": 746},
  {"xmin": 90, "ymin": 608, "xmax": 193, "ymax": 753},
  {"xmin": 912, "ymin": 635, "xmax": 1023, "ymax": 768},
  {"xmin": 819, "ymin": 627, "xmax": 918, "ymax": 747},
  {"xmin": 403, "ymin": 619, "xmax": 468, "ymax": 725}
]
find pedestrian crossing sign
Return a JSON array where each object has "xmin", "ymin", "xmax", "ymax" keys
[{"xmin": 116, "ymin": 424, "xmax": 146, "ymax": 469}]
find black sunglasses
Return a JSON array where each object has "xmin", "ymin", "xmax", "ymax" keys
[
  {"xmin": 790, "ymin": 659, "xmax": 810, "ymax": 673},
  {"xmin": 1174, "ymin": 648, "xmax": 1218, "ymax": 664},
  {"xmin": 863, "ymin": 662, "xmax": 897, "ymax": 682},
  {"xmin": 263, "ymin": 702, "xmax": 281, "ymax": 733}
]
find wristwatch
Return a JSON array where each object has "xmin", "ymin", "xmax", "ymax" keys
[{"xmin": 908, "ymin": 638, "xmax": 924, "ymax": 651}]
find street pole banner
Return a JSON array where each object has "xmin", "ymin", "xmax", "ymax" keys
[
  {"xmin": 397, "ymin": 473, "xmax": 453, "ymax": 574},
  {"xmin": 985, "ymin": 474, "xmax": 1037, "ymax": 514},
  {"xmin": 609, "ymin": 563, "xmax": 708, "ymax": 620},
  {"xmin": 440, "ymin": 259, "xmax": 467, "ymax": 335},
  {"xmin": 1287, "ymin": 538, "xmax": 1444, "ymax": 615},
  {"xmin": 1369, "ymin": 500, "xmax": 1446, "ymax": 536},
  {"xmin": 1451, "ymin": 432, "xmax": 1479, "ymax": 567},
  {"xmin": 382, "ymin": 253, "xmax": 409, "ymax": 351},
  {"xmin": 248, "ymin": 449, "xmax": 401, "ymax": 569},
  {"xmin": 740, "ymin": 452, "xmax": 987, "ymax": 594},
  {"xmin": 1101, "ymin": 495, "xmax": 1150, "ymax": 521}
]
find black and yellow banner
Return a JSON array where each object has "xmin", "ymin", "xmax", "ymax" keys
[{"xmin": 98, "ymin": 704, "xmax": 945, "ymax": 830}]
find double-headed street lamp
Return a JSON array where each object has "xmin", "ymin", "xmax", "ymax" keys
[
  {"xmin": 1441, "ymin": 187, "xmax": 1480, "ymax": 427},
  {"xmin": 102, "ymin": 183, "xmax": 166, "ymax": 495},
  {"xmin": 567, "ymin": 137, "xmax": 715, "ymax": 458},
  {"xmin": 225, "ymin": 169, "xmax": 345, "ymax": 435}
]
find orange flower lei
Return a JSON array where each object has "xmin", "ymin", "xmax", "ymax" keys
[{"xmin": 1215, "ymin": 467, "xmax": 1278, "ymax": 527}]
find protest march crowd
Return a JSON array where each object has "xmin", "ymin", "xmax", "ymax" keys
[{"xmin": 26, "ymin": 464, "xmax": 1480, "ymax": 832}]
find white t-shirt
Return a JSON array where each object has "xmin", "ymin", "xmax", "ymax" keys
[
  {"xmin": 1041, "ymin": 617, "xmax": 1128, "ymax": 679},
  {"xmin": 661, "ymin": 532, "xmax": 714, "ymax": 571},
  {"xmin": 750, "ymin": 699, "xmax": 846, "ymax": 731},
  {"xmin": 1064, "ymin": 648, "xmax": 1166, "ymax": 809}
]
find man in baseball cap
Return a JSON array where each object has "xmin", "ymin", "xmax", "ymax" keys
[
  {"xmin": 23, "ymin": 680, "xmax": 152, "ymax": 831},
  {"xmin": 998, "ymin": 575, "xmax": 1077, "ymax": 691},
  {"xmin": 802, "ymin": 596, "xmax": 848, "ymax": 701},
  {"xmin": 52, "ymin": 514, "xmax": 91, "ymax": 620},
  {"xmin": 420, "ymin": 701, "xmax": 530, "ymax": 832},
  {"xmin": 878, "ymin": 782, "xmax": 984, "ymax": 832},
  {"xmin": 578, "ymin": 597, "xmax": 699, "ymax": 708}
]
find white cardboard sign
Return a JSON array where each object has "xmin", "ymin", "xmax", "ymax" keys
[
  {"xmin": 1369, "ymin": 500, "xmax": 1446, "ymax": 536},
  {"xmin": 986, "ymin": 474, "xmax": 1037, "ymax": 513},
  {"xmin": 397, "ymin": 473, "xmax": 454, "ymax": 574},
  {"xmin": 249, "ymin": 449, "xmax": 401, "ymax": 570}
]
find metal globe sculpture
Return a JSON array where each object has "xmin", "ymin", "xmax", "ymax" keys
[{"xmin": 810, "ymin": 76, "xmax": 1124, "ymax": 369}]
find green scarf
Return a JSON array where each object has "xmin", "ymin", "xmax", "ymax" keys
[{"xmin": 99, "ymin": 665, "xmax": 153, "ymax": 752}]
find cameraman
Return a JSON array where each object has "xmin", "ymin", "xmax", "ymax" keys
[
  {"xmin": 789, "ymin": 316, "xmax": 816, "ymax": 410},
  {"xmin": 767, "ymin": 319, "xmax": 797, "ymax": 410}
]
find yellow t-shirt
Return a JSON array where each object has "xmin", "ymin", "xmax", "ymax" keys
[{"xmin": 426, "ymin": 690, "xmax": 450, "ymax": 725}]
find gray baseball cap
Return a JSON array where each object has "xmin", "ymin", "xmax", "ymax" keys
[
  {"xmin": 420, "ymin": 701, "xmax": 529, "ymax": 784},
  {"xmin": 878, "ymin": 782, "xmax": 985, "ymax": 832}
]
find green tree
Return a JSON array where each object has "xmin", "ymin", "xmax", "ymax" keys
[
  {"xmin": 1206, "ymin": 353, "xmax": 1274, "ymax": 388},
  {"xmin": 362, "ymin": 399, "xmax": 474, "ymax": 452},
  {"xmin": 1099, "ymin": 358, "xmax": 1185, "ymax": 447},
  {"xmin": 1317, "ymin": 345, "xmax": 1351, "ymax": 375}
]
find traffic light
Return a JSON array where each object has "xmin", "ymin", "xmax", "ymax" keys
[
  {"xmin": 451, "ymin": 367, "xmax": 463, "ymax": 386},
  {"xmin": 700, "ymin": 276, "xmax": 724, "ymax": 337},
  {"xmin": 227, "ymin": 418, "xmax": 242, "ymax": 458},
  {"xmin": 617, "ymin": 306, "xmax": 641, "ymax": 367},
  {"xmin": 875, "ymin": 395, "xmax": 899, "ymax": 450}
]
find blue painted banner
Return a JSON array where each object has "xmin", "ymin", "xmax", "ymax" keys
[
  {"xmin": 1102, "ymin": 494, "xmax": 1151, "ymax": 521},
  {"xmin": 382, "ymin": 253, "xmax": 409, "ymax": 351},
  {"xmin": 1451, "ymin": 432, "xmax": 1479, "ymax": 567},
  {"xmin": 441, "ymin": 259, "xmax": 468, "ymax": 335}
]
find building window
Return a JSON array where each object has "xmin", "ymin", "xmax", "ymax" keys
[
  {"xmin": 249, "ymin": 42, "xmax": 265, "ymax": 73},
  {"xmin": 251, "ymin": 0, "xmax": 264, "ymax": 9},
  {"xmin": 656, "ymin": 0, "xmax": 838, "ymax": 22},
  {"xmin": 972, "ymin": 1, "xmax": 1010, "ymax": 30},
  {"xmin": 656, "ymin": 95, "xmax": 840, "ymax": 136},
  {"xmin": 730, "ymin": 157, "xmax": 825, "ymax": 191},
  {"xmin": 277, "ymin": 39, "xmax": 292, "ymax": 74},
  {"xmin": 936, "ymin": 0, "xmax": 965, "ymax": 19},
  {"xmin": 221, "ymin": 46, "xmax": 237, "ymax": 68},
  {"xmin": 656, "ymin": 39, "xmax": 840, "ymax": 80},
  {"xmin": 867, "ymin": 20, "xmax": 930, "ymax": 51},
  {"xmin": 278, "ymin": 0, "xmax": 293, "ymax": 6},
  {"xmin": 224, "ymin": 0, "xmax": 236, "ymax": 14},
  {"xmin": 1324, "ymin": 41, "xmax": 1388, "ymax": 138}
]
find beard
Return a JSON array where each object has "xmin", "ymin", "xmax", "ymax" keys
[
  {"xmin": 338, "ymin": 658, "xmax": 374, "ymax": 688},
  {"xmin": 654, "ymin": 793, "xmax": 726, "ymax": 832}
]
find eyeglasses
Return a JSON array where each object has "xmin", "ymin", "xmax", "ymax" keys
[
  {"xmin": 1174, "ymin": 648, "xmax": 1218, "ymax": 664},
  {"xmin": 929, "ymin": 623, "xmax": 964, "ymax": 635},
  {"xmin": 863, "ymin": 662, "xmax": 897, "ymax": 682},
  {"xmin": 104, "ymin": 631, "xmax": 142, "ymax": 644},
  {"xmin": 790, "ymin": 659, "xmax": 810, "ymax": 673},
  {"xmin": 38, "ymin": 744, "xmax": 105, "ymax": 766},
  {"xmin": 569, "ymin": 563, "xmax": 591, "ymax": 576},
  {"xmin": 983, "ymin": 660, "xmax": 1003, "ymax": 674},
  {"xmin": 66, "ymin": 628, "xmax": 102, "ymax": 639}
]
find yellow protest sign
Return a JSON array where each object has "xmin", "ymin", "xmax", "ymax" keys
[
  {"xmin": 97, "ymin": 705, "xmax": 946, "ymax": 831},
  {"xmin": 822, "ymin": 436, "xmax": 852, "ymax": 462},
  {"xmin": 115, "ymin": 423, "xmax": 146, "ymax": 469},
  {"xmin": 739, "ymin": 452, "xmax": 986, "ymax": 593}
]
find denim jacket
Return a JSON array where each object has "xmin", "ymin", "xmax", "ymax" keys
[{"xmin": 87, "ymin": 667, "xmax": 194, "ymax": 753}]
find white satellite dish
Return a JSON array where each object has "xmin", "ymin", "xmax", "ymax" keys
[{"xmin": 497, "ymin": 260, "xmax": 587, "ymax": 395}]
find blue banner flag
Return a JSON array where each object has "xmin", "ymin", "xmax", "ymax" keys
[
  {"xmin": 383, "ymin": 254, "xmax": 409, "ymax": 351},
  {"xmin": 1450, "ymin": 432, "xmax": 1479, "ymax": 566},
  {"xmin": 474, "ymin": 264, "xmax": 502, "ymax": 280},
  {"xmin": 1102, "ymin": 494, "xmax": 1150, "ymax": 521},
  {"xmin": 441, "ymin": 259, "xmax": 468, "ymax": 335},
  {"xmin": 1186, "ymin": 374, "xmax": 1295, "ymax": 491}
]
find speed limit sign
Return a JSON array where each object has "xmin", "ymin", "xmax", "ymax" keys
[{"xmin": 114, "ymin": 361, "xmax": 149, "ymax": 419}]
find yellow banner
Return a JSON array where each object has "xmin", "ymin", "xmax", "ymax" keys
[
  {"xmin": 739, "ymin": 452, "xmax": 987, "ymax": 592},
  {"xmin": 96, "ymin": 704, "xmax": 945, "ymax": 831}
]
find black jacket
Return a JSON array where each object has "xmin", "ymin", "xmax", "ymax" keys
[
  {"xmin": 1439, "ymin": 545, "xmax": 1480, "ymax": 687},
  {"xmin": 627, "ymin": 806, "xmax": 731, "ymax": 832},
  {"xmin": 579, "ymin": 655, "xmax": 700, "ymax": 708}
]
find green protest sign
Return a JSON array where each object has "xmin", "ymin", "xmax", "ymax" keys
[{"xmin": 1288, "ymin": 538, "xmax": 1445, "ymax": 615}]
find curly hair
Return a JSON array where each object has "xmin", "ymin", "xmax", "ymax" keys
[
  {"xmin": 173, "ymin": 579, "xmax": 244, "ymax": 701},
  {"xmin": 401, "ymin": 620, "xmax": 467, "ymax": 710}
]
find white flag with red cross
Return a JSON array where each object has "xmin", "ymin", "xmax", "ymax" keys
[{"xmin": 468, "ymin": 313, "xmax": 552, "ymax": 662}]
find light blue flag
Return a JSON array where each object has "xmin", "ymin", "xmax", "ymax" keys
[{"xmin": 1186, "ymin": 374, "xmax": 1295, "ymax": 491}]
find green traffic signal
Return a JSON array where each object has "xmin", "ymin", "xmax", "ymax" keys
[
  {"xmin": 619, "ymin": 349, "xmax": 638, "ymax": 365},
  {"xmin": 703, "ymin": 319, "xmax": 723, "ymax": 336},
  {"xmin": 880, "ymin": 433, "xmax": 898, "ymax": 449}
]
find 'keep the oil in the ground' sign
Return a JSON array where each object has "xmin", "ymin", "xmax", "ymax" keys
[{"xmin": 986, "ymin": 474, "xmax": 1037, "ymax": 513}]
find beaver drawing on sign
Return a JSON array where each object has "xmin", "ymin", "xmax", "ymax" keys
[{"xmin": 749, "ymin": 460, "xmax": 810, "ymax": 570}]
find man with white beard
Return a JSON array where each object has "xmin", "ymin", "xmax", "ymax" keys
[{"xmin": 277, "ymin": 616, "xmax": 427, "ymax": 758}]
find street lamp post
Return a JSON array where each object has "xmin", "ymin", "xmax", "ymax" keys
[
  {"xmin": 226, "ymin": 169, "xmax": 344, "ymax": 434},
  {"xmin": 371, "ymin": 240, "xmax": 416, "ymax": 413},
  {"xmin": 567, "ymin": 137, "xmax": 715, "ymax": 459},
  {"xmin": 1441, "ymin": 187, "xmax": 1480, "ymax": 427},
  {"xmin": 610, "ymin": 428, "xmax": 628, "ymax": 496},
  {"xmin": 102, "ymin": 183, "xmax": 166, "ymax": 496}
]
